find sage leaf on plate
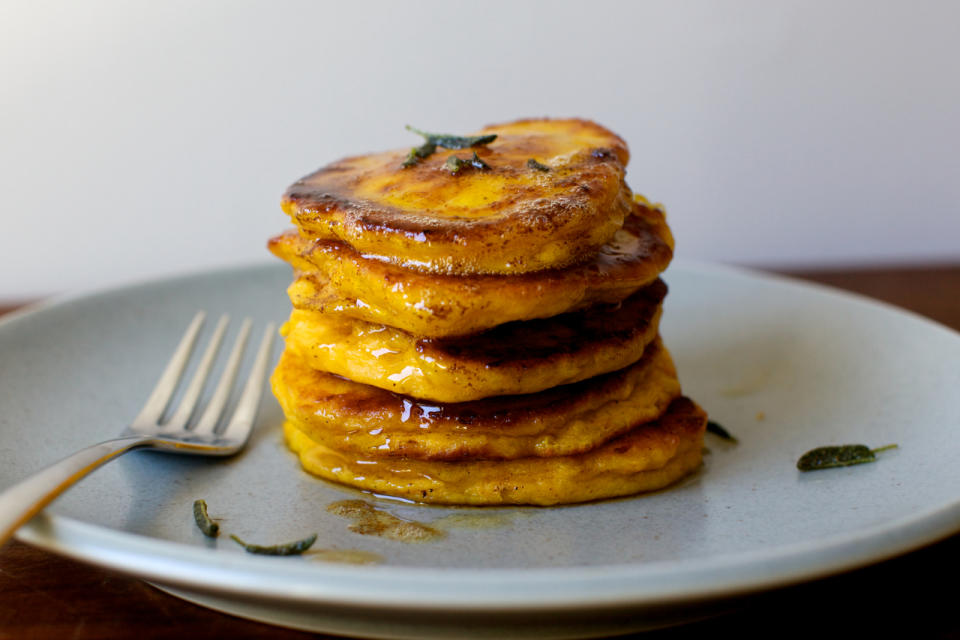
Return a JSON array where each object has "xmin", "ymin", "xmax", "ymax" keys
[
  {"xmin": 192, "ymin": 499, "xmax": 219, "ymax": 537},
  {"xmin": 706, "ymin": 420, "xmax": 737, "ymax": 443},
  {"xmin": 796, "ymin": 444, "xmax": 898, "ymax": 471},
  {"xmin": 230, "ymin": 533, "xmax": 318, "ymax": 556}
]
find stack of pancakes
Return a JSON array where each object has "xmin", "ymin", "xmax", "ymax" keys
[{"xmin": 269, "ymin": 118, "xmax": 707, "ymax": 506}]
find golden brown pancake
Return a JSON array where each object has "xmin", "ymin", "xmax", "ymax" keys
[
  {"xmin": 282, "ymin": 118, "xmax": 632, "ymax": 275},
  {"xmin": 269, "ymin": 198, "xmax": 673, "ymax": 338},
  {"xmin": 281, "ymin": 280, "xmax": 667, "ymax": 403},
  {"xmin": 271, "ymin": 338, "xmax": 681, "ymax": 460},
  {"xmin": 283, "ymin": 396, "xmax": 707, "ymax": 506}
]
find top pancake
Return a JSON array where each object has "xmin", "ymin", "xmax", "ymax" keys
[{"xmin": 282, "ymin": 118, "xmax": 632, "ymax": 275}]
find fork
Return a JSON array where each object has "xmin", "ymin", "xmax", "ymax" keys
[{"xmin": 0, "ymin": 312, "xmax": 276, "ymax": 547}]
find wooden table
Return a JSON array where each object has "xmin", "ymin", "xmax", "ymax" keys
[{"xmin": 2, "ymin": 265, "xmax": 958, "ymax": 639}]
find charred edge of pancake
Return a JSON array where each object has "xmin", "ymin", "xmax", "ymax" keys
[
  {"xmin": 292, "ymin": 395, "xmax": 705, "ymax": 472},
  {"xmin": 417, "ymin": 279, "xmax": 666, "ymax": 366},
  {"xmin": 281, "ymin": 139, "xmax": 627, "ymax": 239},
  {"xmin": 266, "ymin": 201, "xmax": 671, "ymax": 294},
  {"xmin": 284, "ymin": 177, "xmax": 615, "ymax": 242}
]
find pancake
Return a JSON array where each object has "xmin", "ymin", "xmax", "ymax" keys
[
  {"xmin": 283, "ymin": 396, "xmax": 707, "ymax": 506},
  {"xmin": 282, "ymin": 118, "xmax": 632, "ymax": 275},
  {"xmin": 281, "ymin": 279, "xmax": 667, "ymax": 403},
  {"xmin": 270, "ymin": 197, "xmax": 673, "ymax": 338},
  {"xmin": 271, "ymin": 337, "xmax": 681, "ymax": 460}
]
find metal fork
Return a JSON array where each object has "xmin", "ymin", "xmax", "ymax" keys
[{"xmin": 0, "ymin": 312, "xmax": 276, "ymax": 547}]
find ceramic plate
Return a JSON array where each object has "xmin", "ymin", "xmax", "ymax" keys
[{"xmin": 4, "ymin": 263, "xmax": 960, "ymax": 639}]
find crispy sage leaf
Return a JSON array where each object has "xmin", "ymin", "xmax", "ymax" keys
[
  {"xmin": 402, "ymin": 125, "xmax": 497, "ymax": 167},
  {"xmin": 796, "ymin": 443, "xmax": 898, "ymax": 471},
  {"xmin": 446, "ymin": 151, "xmax": 490, "ymax": 175},
  {"xmin": 706, "ymin": 420, "xmax": 737, "ymax": 443},
  {"xmin": 192, "ymin": 499, "xmax": 219, "ymax": 537},
  {"xmin": 406, "ymin": 125, "xmax": 497, "ymax": 149},
  {"xmin": 230, "ymin": 533, "xmax": 318, "ymax": 556},
  {"xmin": 402, "ymin": 141, "xmax": 437, "ymax": 168},
  {"xmin": 527, "ymin": 158, "xmax": 551, "ymax": 172}
]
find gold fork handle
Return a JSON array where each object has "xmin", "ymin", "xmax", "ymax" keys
[{"xmin": 0, "ymin": 435, "xmax": 152, "ymax": 547}]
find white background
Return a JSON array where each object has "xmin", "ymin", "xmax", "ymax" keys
[{"xmin": 1, "ymin": 0, "xmax": 958, "ymax": 300}]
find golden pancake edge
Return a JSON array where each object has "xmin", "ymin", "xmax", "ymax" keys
[
  {"xmin": 281, "ymin": 279, "xmax": 666, "ymax": 403},
  {"xmin": 272, "ymin": 337, "xmax": 681, "ymax": 461},
  {"xmin": 269, "ymin": 197, "xmax": 673, "ymax": 338},
  {"xmin": 284, "ymin": 397, "xmax": 707, "ymax": 506}
]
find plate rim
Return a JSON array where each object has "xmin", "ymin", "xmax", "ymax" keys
[{"xmin": 16, "ymin": 498, "xmax": 960, "ymax": 611}]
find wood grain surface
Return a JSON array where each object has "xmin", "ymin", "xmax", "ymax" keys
[{"xmin": 1, "ymin": 265, "xmax": 958, "ymax": 640}]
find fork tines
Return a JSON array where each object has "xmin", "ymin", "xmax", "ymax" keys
[{"xmin": 130, "ymin": 312, "xmax": 276, "ymax": 439}]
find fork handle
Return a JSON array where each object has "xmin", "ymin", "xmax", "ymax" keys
[{"xmin": 0, "ymin": 435, "xmax": 151, "ymax": 547}]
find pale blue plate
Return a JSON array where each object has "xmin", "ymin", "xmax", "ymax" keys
[{"xmin": 3, "ymin": 262, "xmax": 960, "ymax": 639}]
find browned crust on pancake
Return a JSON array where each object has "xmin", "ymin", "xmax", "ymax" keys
[
  {"xmin": 422, "ymin": 279, "xmax": 666, "ymax": 367},
  {"xmin": 268, "ymin": 200, "xmax": 673, "ymax": 338},
  {"xmin": 281, "ymin": 118, "xmax": 631, "ymax": 275},
  {"xmin": 282, "ymin": 279, "xmax": 666, "ymax": 401},
  {"xmin": 271, "ymin": 338, "xmax": 682, "ymax": 460},
  {"xmin": 283, "ymin": 396, "xmax": 708, "ymax": 506}
]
